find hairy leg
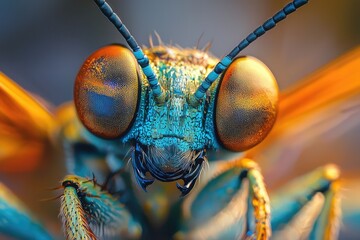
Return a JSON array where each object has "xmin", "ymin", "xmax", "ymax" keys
[{"xmin": 60, "ymin": 175, "xmax": 142, "ymax": 239}]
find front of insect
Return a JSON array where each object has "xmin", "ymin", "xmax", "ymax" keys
[
  {"xmin": 74, "ymin": 43, "xmax": 278, "ymax": 196},
  {"xmin": 57, "ymin": 0, "xmax": 329, "ymax": 239},
  {"xmin": 1, "ymin": 0, "xmax": 354, "ymax": 239}
]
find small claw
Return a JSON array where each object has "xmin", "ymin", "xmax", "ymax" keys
[
  {"xmin": 135, "ymin": 172, "xmax": 155, "ymax": 192},
  {"xmin": 177, "ymin": 156, "xmax": 204, "ymax": 196},
  {"xmin": 176, "ymin": 179, "xmax": 197, "ymax": 197},
  {"xmin": 183, "ymin": 158, "xmax": 203, "ymax": 182},
  {"xmin": 131, "ymin": 144, "xmax": 155, "ymax": 191}
]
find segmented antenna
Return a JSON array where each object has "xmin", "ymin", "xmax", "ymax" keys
[
  {"xmin": 93, "ymin": 0, "xmax": 164, "ymax": 101},
  {"xmin": 192, "ymin": 0, "xmax": 309, "ymax": 103}
]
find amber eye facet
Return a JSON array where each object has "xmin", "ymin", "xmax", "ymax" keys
[
  {"xmin": 215, "ymin": 56, "xmax": 279, "ymax": 152},
  {"xmin": 74, "ymin": 45, "xmax": 141, "ymax": 139}
]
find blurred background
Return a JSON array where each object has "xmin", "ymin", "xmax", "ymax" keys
[
  {"xmin": 0, "ymin": 0, "xmax": 359, "ymax": 238},
  {"xmin": 1, "ymin": 1, "xmax": 359, "ymax": 104}
]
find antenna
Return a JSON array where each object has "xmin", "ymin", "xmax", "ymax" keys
[
  {"xmin": 93, "ymin": 0, "xmax": 164, "ymax": 102},
  {"xmin": 192, "ymin": 0, "xmax": 309, "ymax": 104}
]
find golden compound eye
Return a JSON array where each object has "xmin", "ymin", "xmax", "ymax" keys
[
  {"xmin": 215, "ymin": 56, "xmax": 279, "ymax": 152},
  {"xmin": 74, "ymin": 45, "xmax": 141, "ymax": 139}
]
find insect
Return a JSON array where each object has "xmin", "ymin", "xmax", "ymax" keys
[{"xmin": 0, "ymin": 0, "xmax": 359, "ymax": 239}]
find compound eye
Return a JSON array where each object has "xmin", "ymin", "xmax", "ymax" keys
[
  {"xmin": 215, "ymin": 56, "xmax": 278, "ymax": 152},
  {"xmin": 74, "ymin": 45, "xmax": 141, "ymax": 139}
]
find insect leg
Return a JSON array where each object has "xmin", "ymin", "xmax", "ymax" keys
[
  {"xmin": 177, "ymin": 158, "xmax": 270, "ymax": 240},
  {"xmin": 0, "ymin": 182, "xmax": 52, "ymax": 239},
  {"xmin": 270, "ymin": 164, "xmax": 340, "ymax": 240},
  {"xmin": 60, "ymin": 175, "xmax": 142, "ymax": 239}
]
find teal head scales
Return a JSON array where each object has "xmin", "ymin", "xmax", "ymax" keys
[
  {"xmin": 76, "ymin": 0, "xmax": 309, "ymax": 195},
  {"xmin": 128, "ymin": 46, "xmax": 220, "ymax": 195}
]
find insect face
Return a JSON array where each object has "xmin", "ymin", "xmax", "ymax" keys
[
  {"xmin": 131, "ymin": 47, "xmax": 218, "ymax": 195},
  {"xmin": 74, "ymin": 44, "xmax": 279, "ymax": 195},
  {"xmin": 76, "ymin": 0, "xmax": 309, "ymax": 195}
]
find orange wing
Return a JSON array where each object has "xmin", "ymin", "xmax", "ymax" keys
[
  {"xmin": 0, "ymin": 72, "xmax": 55, "ymax": 172},
  {"xmin": 246, "ymin": 47, "xmax": 360, "ymax": 179}
]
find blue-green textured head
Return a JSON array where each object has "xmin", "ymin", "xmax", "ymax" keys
[
  {"xmin": 127, "ymin": 46, "xmax": 219, "ymax": 195},
  {"xmin": 74, "ymin": 0, "xmax": 310, "ymax": 195},
  {"xmin": 134, "ymin": 47, "xmax": 218, "ymax": 153},
  {"xmin": 74, "ymin": 44, "xmax": 278, "ymax": 195}
]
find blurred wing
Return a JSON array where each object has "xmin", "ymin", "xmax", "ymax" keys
[
  {"xmin": 245, "ymin": 47, "xmax": 360, "ymax": 179},
  {"xmin": 0, "ymin": 72, "xmax": 55, "ymax": 171}
]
